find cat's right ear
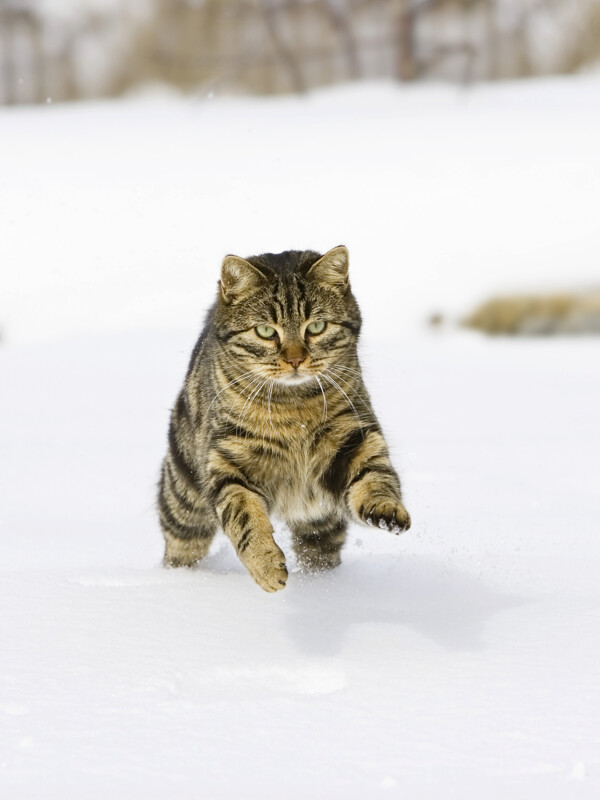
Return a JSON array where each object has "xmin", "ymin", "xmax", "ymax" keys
[{"xmin": 220, "ymin": 255, "xmax": 266, "ymax": 305}]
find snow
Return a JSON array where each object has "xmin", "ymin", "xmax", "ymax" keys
[{"xmin": 1, "ymin": 77, "xmax": 600, "ymax": 797}]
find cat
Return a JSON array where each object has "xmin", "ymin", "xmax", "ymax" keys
[{"xmin": 157, "ymin": 245, "xmax": 410, "ymax": 592}]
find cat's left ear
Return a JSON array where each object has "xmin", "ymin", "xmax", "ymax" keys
[
  {"xmin": 306, "ymin": 245, "xmax": 349, "ymax": 290},
  {"xmin": 220, "ymin": 255, "xmax": 266, "ymax": 304}
]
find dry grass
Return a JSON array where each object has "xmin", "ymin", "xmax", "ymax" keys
[{"xmin": 462, "ymin": 292, "xmax": 600, "ymax": 335}]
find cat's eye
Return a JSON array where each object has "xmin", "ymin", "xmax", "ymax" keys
[
  {"xmin": 255, "ymin": 324, "xmax": 277, "ymax": 340},
  {"xmin": 306, "ymin": 320, "xmax": 327, "ymax": 336}
]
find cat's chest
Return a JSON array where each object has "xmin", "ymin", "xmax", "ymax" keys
[
  {"xmin": 249, "ymin": 432, "xmax": 315, "ymax": 487},
  {"xmin": 236, "ymin": 428, "xmax": 334, "ymax": 521},
  {"xmin": 269, "ymin": 449, "xmax": 332, "ymax": 522}
]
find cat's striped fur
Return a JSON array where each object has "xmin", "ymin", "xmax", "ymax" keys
[{"xmin": 158, "ymin": 245, "xmax": 410, "ymax": 592}]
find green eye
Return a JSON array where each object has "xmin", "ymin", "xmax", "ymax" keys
[
  {"xmin": 307, "ymin": 320, "xmax": 326, "ymax": 335},
  {"xmin": 255, "ymin": 325, "xmax": 277, "ymax": 340}
]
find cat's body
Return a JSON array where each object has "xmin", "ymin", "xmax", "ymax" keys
[{"xmin": 158, "ymin": 246, "xmax": 410, "ymax": 592}]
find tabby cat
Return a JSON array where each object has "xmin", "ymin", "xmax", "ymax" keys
[{"xmin": 158, "ymin": 245, "xmax": 410, "ymax": 592}]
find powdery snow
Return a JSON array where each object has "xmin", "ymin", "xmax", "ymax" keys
[{"xmin": 1, "ymin": 77, "xmax": 599, "ymax": 798}]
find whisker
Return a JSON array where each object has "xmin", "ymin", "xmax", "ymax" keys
[
  {"xmin": 207, "ymin": 368, "xmax": 257, "ymax": 412},
  {"xmin": 327, "ymin": 366, "xmax": 372, "ymax": 411},
  {"xmin": 329, "ymin": 364, "xmax": 363, "ymax": 378},
  {"xmin": 236, "ymin": 376, "xmax": 272, "ymax": 438},
  {"xmin": 321, "ymin": 372, "xmax": 365, "ymax": 434},
  {"xmin": 315, "ymin": 373, "xmax": 328, "ymax": 423},
  {"xmin": 232, "ymin": 374, "xmax": 265, "ymax": 434},
  {"xmin": 267, "ymin": 378, "xmax": 276, "ymax": 443}
]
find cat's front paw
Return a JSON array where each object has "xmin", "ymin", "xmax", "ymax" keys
[
  {"xmin": 361, "ymin": 499, "xmax": 411, "ymax": 534},
  {"xmin": 239, "ymin": 540, "xmax": 288, "ymax": 593}
]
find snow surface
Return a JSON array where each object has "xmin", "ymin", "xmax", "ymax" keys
[{"xmin": 1, "ymin": 78, "xmax": 600, "ymax": 798}]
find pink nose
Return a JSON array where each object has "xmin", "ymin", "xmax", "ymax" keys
[{"xmin": 285, "ymin": 356, "xmax": 306, "ymax": 370}]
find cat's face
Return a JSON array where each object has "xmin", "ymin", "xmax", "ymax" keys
[{"xmin": 214, "ymin": 246, "xmax": 361, "ymax": 386}]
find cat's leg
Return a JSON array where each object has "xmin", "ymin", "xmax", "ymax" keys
[
  {"xmin": 324, "ymin": 428, "xmax": 411, "ymax": 534},
  {"xmin": 208, "ymin": 461, "xmax": 287, "ymax": 592},
  {"xmin": 344, "ymin": 434, "xmax": 411, "ymax": 534},
  {"xmin": 158, "ymin": 461, "xmax": 217, "ymax": 567},
  {"xmin": 290, "ymin": 515, "xmax": 347, "ymax": 571}
]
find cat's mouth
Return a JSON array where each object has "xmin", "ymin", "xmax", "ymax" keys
[{"xmin": 277, "ymin": 371, "xmax": 313, "ymax": 386}]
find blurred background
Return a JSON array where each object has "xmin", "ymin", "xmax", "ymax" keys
[
  {"xmin": 2, "ymin": 0, "xmax": 600, "ymax": 105},
  {"xmin": 1, "ymin": 0, "xmax": 600, "ymax": 345}
]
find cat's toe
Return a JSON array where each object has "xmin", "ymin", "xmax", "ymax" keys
[
  {"xmin": 247, "ymin": 549, "xmax": 288, "ymax": 593},
  {"xmin": 362, "ymin": 500, "xmax": 411, "ymax": 534},
  {"xmin": 393, "ymin": 505, "xmax": 411, "ymax": 532},
  {"xmin": 254, "ymin": 561, "xmax": 288, "ymax": 593}
]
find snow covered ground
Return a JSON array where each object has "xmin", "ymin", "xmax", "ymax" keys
[{"xmin": 1, "ymin": 77, "xmax": 599, "ymax": 798}]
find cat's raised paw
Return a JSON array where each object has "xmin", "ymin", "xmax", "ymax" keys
[{"xmin": 362, "ymin": 500, "xmax": 411, "ymax": 534}]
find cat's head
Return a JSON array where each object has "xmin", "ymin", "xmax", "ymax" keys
[{"xmin": 213, "ymin": 246, "xmax": 361, "ymax": 385}]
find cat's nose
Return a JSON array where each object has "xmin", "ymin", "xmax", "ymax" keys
[
  {"xmin": 282, "ymin": 346, "xmax": 307, "ymax": 369},
  {"xmin": 285, "ymin": 355, "xmax": 306, "ymax": 370}
]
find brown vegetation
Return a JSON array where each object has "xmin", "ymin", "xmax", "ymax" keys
[{"xmin": 462, "ymin": 292, "xmax": 600, "ymax": 335}]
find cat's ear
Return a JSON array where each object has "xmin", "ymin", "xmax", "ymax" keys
[
  {"xmin": 306, "ymin": 245, "xmax": 349, "ymax": 290},
  {"xmin": 220, "ymin": 255, "xmax": 266, "ymax": 304}
]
